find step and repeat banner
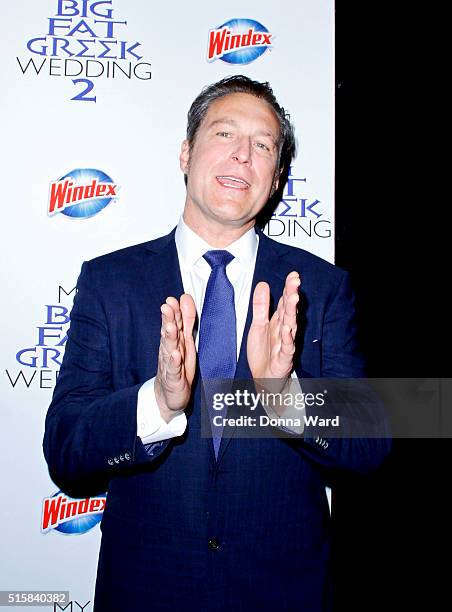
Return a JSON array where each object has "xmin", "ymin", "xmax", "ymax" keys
[{"xmin": 1, "ymin": 1, "xmax": 334, "ymax": 609}]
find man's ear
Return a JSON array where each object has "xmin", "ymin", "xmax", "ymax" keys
[{"xmin": 180, "ymin": 140, "xmax": 190, "ymax": 174}]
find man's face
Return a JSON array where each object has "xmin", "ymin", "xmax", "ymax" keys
[{"xmin": 180, "ymin": 92, "xmax": 280, "ymax": 231}]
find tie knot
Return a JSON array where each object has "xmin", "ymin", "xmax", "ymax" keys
[{"xmin": 203, "ymin": 250, "xmax": 234, "ymax": 269}]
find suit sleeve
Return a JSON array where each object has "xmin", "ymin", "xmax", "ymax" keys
[
  {"xmin": 295, "ymin": 270, "xmax": 391, "ymax": 474},
  {"xmin": 43, "ymin": 262, "xmax": 168, "ymax": 498}
]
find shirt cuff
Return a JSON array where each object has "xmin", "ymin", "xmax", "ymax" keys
[
  {"xmin": 137, "ymin": 378, "xmax": 187, "ymax": 444},
  {"xmin": 261, "ymin": 373, "xmax": 305, "ymax": 435}
]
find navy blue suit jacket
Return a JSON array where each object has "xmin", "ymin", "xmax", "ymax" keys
[{"xmin": 43, "ymin": 228, "xmax": 390, "ymax": 611}]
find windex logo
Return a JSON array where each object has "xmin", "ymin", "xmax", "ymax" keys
[
  {"xmin": 48, "ymin": 168, "xmax": 118, "ymax": 219},
  {"xmin": 207, "ymin": 19, "xmax": 273, "ymax": 64},
  {"xmin": 42, "ymin": 491, "xmax": 106, "ymax": 534}
]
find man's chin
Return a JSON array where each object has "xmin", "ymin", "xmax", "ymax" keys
[{"xmin": 209, "ymin": 208, "xmax": 255, "ymax": 228}]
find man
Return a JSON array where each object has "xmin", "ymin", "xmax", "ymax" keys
[{"xmin": 44, "ymin": 76, "xmax": 390, "ymax": 611}]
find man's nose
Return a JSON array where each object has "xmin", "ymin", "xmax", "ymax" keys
[{"xmin": 231, "ymin": 137, "xmax": 252, "ymax": 164}]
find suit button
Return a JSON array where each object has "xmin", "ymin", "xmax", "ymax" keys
[
  {"xmin": 124, "ymin": 452, "xmax": 131, "ymax": 461},
  {"xmin": 114, "ymin": 456, "xmax": 120, "ymax": 464},
  {"xmin": 107, "ymin": 458, "xmax": 114, "ymax": 466},
  {"xmin": 119, "ymin": 455, "xmax": 124, "ymax": 462},
  {"xmin": 208, "ymin": 537, "xmax": 220, "ymax": 551}
]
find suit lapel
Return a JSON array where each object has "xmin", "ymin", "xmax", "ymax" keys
[{"xmin": 144, "ymin": 228, "xmax": 185, "ymax": 303}]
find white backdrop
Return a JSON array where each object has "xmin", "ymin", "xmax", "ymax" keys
[{"xmin": 0, "ymin": 1, "xmax": 334, "ymax": 609}]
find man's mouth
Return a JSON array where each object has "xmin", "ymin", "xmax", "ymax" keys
[{"xmin": 216, "ymin": 176, "xmax": 250, "ymax": 190}]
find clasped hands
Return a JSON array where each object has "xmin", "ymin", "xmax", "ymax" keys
[{"xmin": 154, "ymin": 272, "xmax": 300, "ymax": 423}]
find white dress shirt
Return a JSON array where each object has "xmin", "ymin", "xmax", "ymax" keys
[{"xmin": 137, "ymin": 216, "xmax": 259, "ymax": 444}]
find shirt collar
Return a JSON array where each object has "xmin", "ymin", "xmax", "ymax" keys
[{"xmin": 175, "ymin": 216, "xmax": 258, "ymax": 269}]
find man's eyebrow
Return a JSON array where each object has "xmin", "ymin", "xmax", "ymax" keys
[
  {"xmin": 207, "ymin": 118, "xmax": 238, "ymax": 129},
  {"xmin": 207, "ymin": 118, "xmax": 279, "ymax": 143}
]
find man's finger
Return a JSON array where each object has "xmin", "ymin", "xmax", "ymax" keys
[
  {"xmin": 161, "ymin": 320, "xmax": 179, "ymax": 354},
  {"xmin": 180, "ymin": 293, "xmax": 196, "ymax": 339},
  {"xmin": 280, "ymin": 307, "xmax": 298, "ymax": 344},
  {"xmin": 165, "ymin": 350, "xmax": 184, "ymax": 382},
  {"xmin": 278, "ymin": 272, "xmax": 299, "ymax": 316},
  {"xmin": 160, "ymin": 302, "xmax": 176, "ymax": 335},
  {"xmin": 166, "ymin": 296, "xmax": 183, "ymax": 331},
  {"xmin": 276, "ymin": 295, "xmax": 284, "ymax": 322},
  {"xmin": 180, "ymin": 294, "xmax": 197, "ymax": 380},
  {"xmin": 281, "ymin": 274, "xmax": 300, "ymax": 335},
  {"xmin": 273, "ymin": 292, "xmax": 296, "ymax": 328},
  {"xmin": 268, "ymin": 296, "xmax": 284, "ymax": 340},
  {"xmin": 283, "ymin": 272, "xmax": 301, "ymax": 300},
  {"xmin": 286, "ymin": 270, "xmax": 300, "ymax": 284},
  {"xmin": 278, "ymin": 324, "xmax": 296, "ymax": 372},
  {"xmin": 283, "ymin": 291, "xmax": 299, "ymax": 319},
  {"xmin": 252, "ymin": 282, "xmax": 270, "ymax": 325}
]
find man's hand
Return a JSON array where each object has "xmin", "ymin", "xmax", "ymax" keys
[
  {"xmin": 247, "ymin": 272, "xmax": 300, "ymax": 393},
  {"xmin": 155, "ymin": 294, "xmax": 197, "ymax": 423}
]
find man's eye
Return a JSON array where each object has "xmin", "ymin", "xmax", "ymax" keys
[
  {"xmin": 255, "ymin": 142, "xmax": 270, "ymax": 151},
  {"xmin": 217, "ymin": 131, "xmax": 231, "ymax": 137}
]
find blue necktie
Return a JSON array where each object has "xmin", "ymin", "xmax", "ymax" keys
[{"xmin": 198, "ymin": 250, "xmax": 237, "ymax": 459}]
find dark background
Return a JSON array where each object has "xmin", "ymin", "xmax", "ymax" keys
[{"xmin": 333, "ymin": 3, "xmax": 446, "ymax": 609}]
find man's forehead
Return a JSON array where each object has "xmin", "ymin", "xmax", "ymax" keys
[{"xmin": 203, "ymin": 93, "xmax": 280, "ymax": 139}]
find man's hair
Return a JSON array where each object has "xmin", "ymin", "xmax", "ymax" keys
[{"xmin": 186, "ymin": 75, "xmax": 296, "ymax": 175}]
